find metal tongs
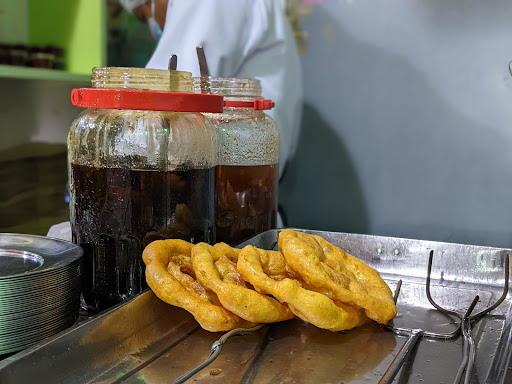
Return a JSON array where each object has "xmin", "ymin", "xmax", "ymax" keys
[
  {"xmin": 169, "ymin": 324, "xmax": 265, "ymax": 384},
  {"xmin": 380, "ymin": 251, "xmax": 509, "ymax": 384}
]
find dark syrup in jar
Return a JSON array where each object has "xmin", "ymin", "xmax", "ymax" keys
[
  {"xmin": 215, "ymin": 164, "xmax": 278, "ymax": 245},
  {"xmin": 71, "ymin": 163, "xmax": 215, "ymax": 312}
]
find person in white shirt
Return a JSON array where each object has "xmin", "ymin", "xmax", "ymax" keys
[
  {"xmin": 48, "ymin": 0, "xmax": 303, "ymax": 241},
  {"xmin": 120, "ymin": 0, "xmax": 303, "ymax": 178}
]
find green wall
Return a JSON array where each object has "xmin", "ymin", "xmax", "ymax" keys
[{"xmin": 28, "ymin": 0, "xmax": 106, "ymax": 74}]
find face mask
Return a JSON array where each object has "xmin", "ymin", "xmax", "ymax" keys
[
  {"xmin": 148, "ymin": 17, "xmax": 163, "ymax": 41},
  {"xmin": 119, "ymin": 0, "xmax": 147, "ymax": 13},
  {"xmin": 147, "ymin": 0, "xmax": 163, "ymax": 41}
]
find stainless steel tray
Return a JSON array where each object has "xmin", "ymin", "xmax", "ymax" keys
[{"xmin": 1, "ymin": 229, "xmax": 511, "ymax": 384}]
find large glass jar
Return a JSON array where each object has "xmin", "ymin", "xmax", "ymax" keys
[
  {"xmin": 194, "ymin": 77, "xmax": 279, "ymax": 245},
  {"xmin": 69, "ymin": 67, "xmax": 218, "ymax": 312}
]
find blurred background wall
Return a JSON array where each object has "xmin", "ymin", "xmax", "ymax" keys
[{"xmin": 280, "ymin": 0, "xmax": 512, "ymax": 248}]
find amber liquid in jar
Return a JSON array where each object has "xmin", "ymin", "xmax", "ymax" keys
[
  {"xmin": 71, "ymin": 163, "xmax": 215, "ymax": 312},
  {"xmin": 215, "ymin": 164, "xmax": 278, "ymax": 245}
]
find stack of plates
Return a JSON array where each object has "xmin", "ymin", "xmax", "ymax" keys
[{"xmin": 0, "ymin": 233, "xmax": 83, "ymax": 355}]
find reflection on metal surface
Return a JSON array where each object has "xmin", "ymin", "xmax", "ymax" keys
[{"xmin": 242, "ymin": 320, "xmax": 397, "ymax": 384}]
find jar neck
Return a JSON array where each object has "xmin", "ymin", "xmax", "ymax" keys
[
  {"xmin": 193, "ymin": 77, "xmax": 262, "ymax": 102},
  {"xmin": 91, "ymin": 67, "xmax": 193, "ymax": 92}
]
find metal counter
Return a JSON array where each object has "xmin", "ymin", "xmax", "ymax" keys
[{"xmin": 0, "ymin": 229, "xmax": 510, "ymax": 383}]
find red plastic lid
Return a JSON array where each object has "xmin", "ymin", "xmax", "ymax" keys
[
  {"xmin": 71, "ymin": 88, "xmax": 224, "ymax": 112},
  {"xmin": 223, "ymin": 99, "xmax": 275, "ymax": 110}
]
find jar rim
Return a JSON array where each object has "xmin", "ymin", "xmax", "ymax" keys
[
  {"xmin": 91, "ymin": 67, "xmax": 193, "ymax": 92},
  {"xmin": 192, "ymin": 77, "xmax": 262, "ymax": 97},
  {"xmin": 92, "ymin": 66, "xmax": 191, "ymax": 76}
]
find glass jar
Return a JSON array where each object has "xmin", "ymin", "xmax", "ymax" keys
[
  {"xmin": 69, "ymin": 67, "xmax": 218, "ymax": 312},
  {"xmin": 194, "ymin": 77, "xmax": 279, "ymax": 245}
]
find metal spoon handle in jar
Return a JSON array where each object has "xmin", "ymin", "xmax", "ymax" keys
[
  {"xmin": 196, "ymin": 46, "xmax": 211, "ymax": 94},
  {"xmin": 196, "ymin": 46, "xmax": 210, "ymax": 78},
  {"xmin": 168, "ymin": 54, "xmax": 178, "ymax": 71}
]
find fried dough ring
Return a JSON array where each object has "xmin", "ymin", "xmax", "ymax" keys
[
  {"xmin": 143, "ymin": 239, "xmax": 256, "ymax": 332},
  {"xmin": 237, "ymin": 245, "xmax": 362, "ymax": 332},
  {"xmin": 191, "ymin": 243, "xmax": 295, "ymax": 323},
  {"xmin": 278, "ymin": 229, "xmax": 396, "ymax": 324}
]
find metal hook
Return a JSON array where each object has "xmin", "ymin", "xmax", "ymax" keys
[
  {"xmin": 426, "ymin": 250, "xmax": 460, "ymax": 319},
  {"xmin": 469, "ymin": 253, "xmax": 509, "ymax": 321}
]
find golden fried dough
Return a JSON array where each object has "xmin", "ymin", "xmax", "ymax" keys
[
  {"xmin": 191, "ymin": 243, "xmax": 295, "ymax": 323},
  {"xmin": 278, "ymin": 229, "xmax": 396, "ymax": 324},
  {"xmin": 237, "ymin": 245, "xmax": 362, "ymax": 332},
  {"xmin": 143, "ymin": 239, "xmax": 256, "ymax": 332}
]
